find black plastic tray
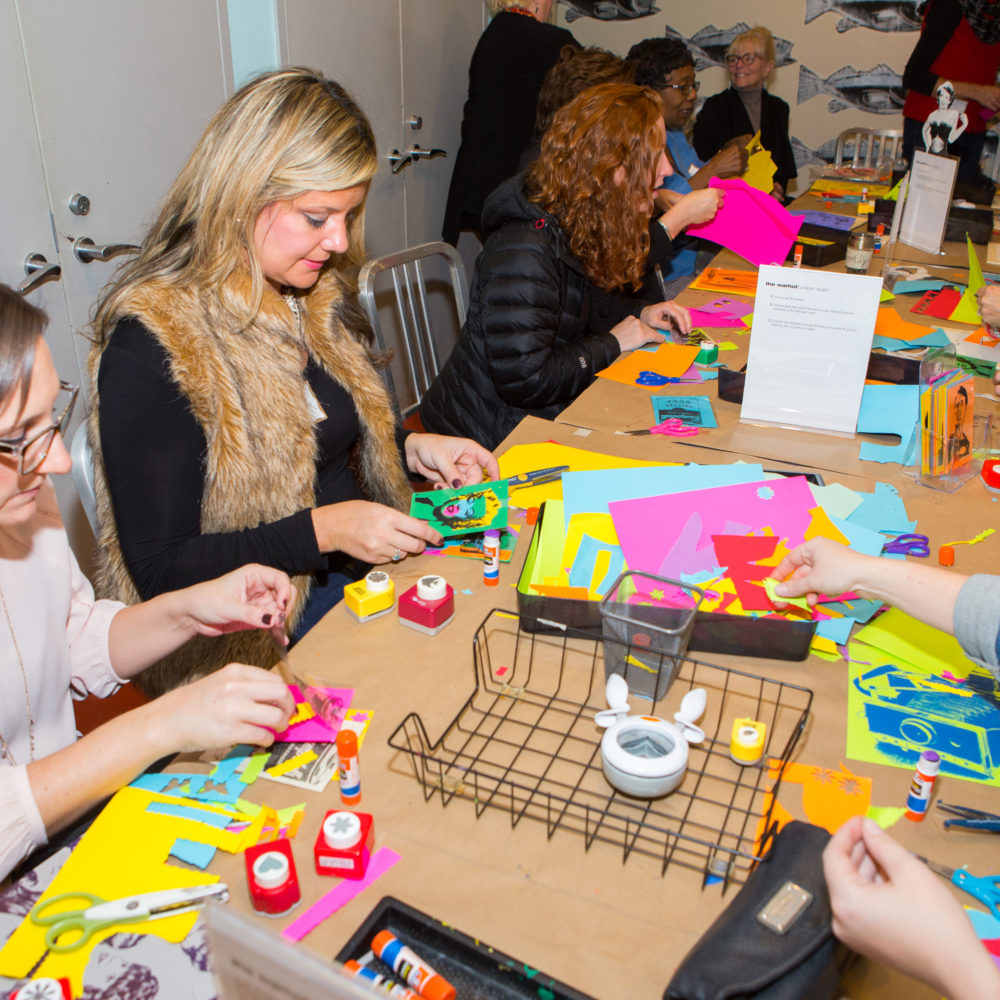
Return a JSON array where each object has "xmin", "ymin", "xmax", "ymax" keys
[{"xmin": 335, "ymin": 896, "xmax": 595, "ymax": 1000}]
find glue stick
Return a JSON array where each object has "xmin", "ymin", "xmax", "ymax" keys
[
  {"xmin": 342, "ymin": 960, "xmax": 420, "ymax": 999},
  {"xmin": 905, "ymin": 749, "xmax": 940, "ymax": 821},
  {"xmin": 372, "ymin": 931, "xmax": 456, "ymax": 1000},
  {"xmin": 337, "ymin": 729, "xmax": 361, "ymax": 805},
  {"xmin": 793, "ymin": 244, "xmax": 803, "ymax": 268},
  {"xmin": 483, "ymin": 529, "xmax": 500, "ymax": 587}
]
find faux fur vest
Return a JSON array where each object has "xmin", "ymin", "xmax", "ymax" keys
[{"xmin": 87, "ymin": 268, "xmax": 410, "ymax": 696}]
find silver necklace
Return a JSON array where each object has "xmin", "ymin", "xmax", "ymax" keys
[{"xmin": 0, "ymin": 584, "xmax": 35, "ymax": 764}]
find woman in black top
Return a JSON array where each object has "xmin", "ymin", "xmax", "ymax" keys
[
  {"xmin": 692, "ymin": 26, "xmax": 796, "ymax": 199},
  {"xmin": 441, "ymin": 0, "xmax": 578, "ymax": 245}
]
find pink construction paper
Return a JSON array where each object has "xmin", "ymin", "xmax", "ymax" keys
[
  {"xmin": 686, "ymin": 178, "xmax": 803, "ymax": 268},
  {"xmin": 281, "ymin": 846, "xmax": 401, "ymax": 941},
  {"xmin": 273, "ymin": 685, "xmax": 354, "ymax": 743},
  {"xmin": 687, "ymin": 308, "xmax": 747, "ymax": 329},
  {"xmin": 609, "ymin": 477, "xmax": 817, "ymax": 582},
  {"xmin": 700, "ymin": 297, "xmax": 755, "ymax": 318}
]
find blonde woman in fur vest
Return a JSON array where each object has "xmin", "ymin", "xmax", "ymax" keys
[{"xmin": 89, "ymin": 69, "xmax": 498, "ymax": 696}]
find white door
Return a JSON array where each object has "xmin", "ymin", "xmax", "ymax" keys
[{"xmin": 2, "ymin": 1, "xmax": 231, "ymax": 564}]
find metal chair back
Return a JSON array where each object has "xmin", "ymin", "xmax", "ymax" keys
[
  {"xmin": 70, "ymin": 422, "xmax": 98, "ymax": 535},
  {"xmin": 359, "ymin": 241, "xmax": 468, "ymax": 418},
  {"xmin": 833, "ymin": 128, "xmax": 903, "ymax": 170}
]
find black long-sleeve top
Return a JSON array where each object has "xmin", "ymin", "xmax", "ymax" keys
[{"xmin": 97, "ymin": 318, "xmax": 399, "ymax": 599}]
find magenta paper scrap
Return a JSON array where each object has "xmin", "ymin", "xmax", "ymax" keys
[
  {"xmin": 272, "ymin": 685, "xmax": 354, "ymax": 743},
  {"xmin": 686, "ymin": 178, "xmax": 804, "ymax": 268},
  {"xmin": 699, "ymin": 297, "xmax": 755, "ymax": 318},
  {"xmin": 608, "ymin": 476, "xmax": 816, "ymax": 581},
  {"xmin": 687, "ymin": 308, "xmax": 748, "ymax": 329}
]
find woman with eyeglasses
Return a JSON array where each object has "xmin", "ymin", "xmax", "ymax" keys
[
  {"xmin": 421, "ymin": 83, "xmax": 715, "ymax": 450},
  {"xmin": 0, "ymin": 284, "xmax": 296, "ymax": 881},
  {"xmin": 90, "ymin": 69, "xmax": 498, "ymax": 696},
  {"xmin": 692, "ymin": 27, "xmax": 796, "ymax": 201}
]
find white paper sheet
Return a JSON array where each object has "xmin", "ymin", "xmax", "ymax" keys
[{"xmin": 740, "ymin": 264, "xmax": 882, "ymax": 435}]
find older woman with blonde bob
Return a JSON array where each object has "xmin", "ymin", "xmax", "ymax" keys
[
  {"xmin": 693, "ymin": 26, "xmax": 796, "ymax": 198},
  {"xmin": 422, "ymin": 83, "xmax": 714, "ymax": 449},
  {"xmin": 91, "ymin": 69, "xmax": 497, "ymax": 695}
]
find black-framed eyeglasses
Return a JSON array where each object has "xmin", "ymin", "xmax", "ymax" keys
[
  {"xmin": 0, "ymin": 381, "xmax": 78, "ymax": 475},
  {"xmin": 725, "ymin": 52, "xmax": 760, "ymax": 67},
  {"xmin": 661, "ymin": 80, "xmax": 700, "ymax": 96}
]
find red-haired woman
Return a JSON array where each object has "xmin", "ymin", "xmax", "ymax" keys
[{"xmin": 422, "ymin": 83, "xmax": 720, "ymax": 450}]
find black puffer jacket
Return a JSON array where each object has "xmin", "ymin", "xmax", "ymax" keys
[{"xmin": 422, "ymin": 175, "xmax": 644, "ymax": 450}]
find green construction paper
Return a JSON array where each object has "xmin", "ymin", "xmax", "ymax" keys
[
  {"xmin": 762, "ymin": 576, "xmax": 811, "ymax": 610},
  {"xmin": 410, "ymin": 480, "xmax": 509, "ymax": 537},
  {"xmin": 242, "ymin": 751, "xmax": 269, "ymax": 784},
  {"xmin": 866, "ymin": 805, "xmax": 906, "ymax": 829},
  {"xmin": 853, "ymin": 607, "xmax": 977, "ymax": 678},
  {"xmin": 809, "ymin": 482, "xmax": 863, "ymax": 521},
  {"xmin": 879, "ymin": 287, "xmax": 895, "ymax": 303},
  {"xmin": 949, "ymin": 236, "xmax": 986, "ymax": 324}
]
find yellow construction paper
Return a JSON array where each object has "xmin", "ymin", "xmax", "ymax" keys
[
  {"xmin": 950, "ymin": 236, "xmax": 986, "ymax": 324},
  {"xmin": 595, "ymin": 343, "xmax": 700, "ymax": 389},
  {"xmin": 286, "ymin": 701, "xmax": 315, "ymax": 727},
  {"xmin": 853, "ymin": 607, "xmax": 978, "ymax": 678},
  {"xmin": 0, "ymin": 788, "xmax": 221, "ymax": 991},
  {"xmin": 743, "ymin": 131, "xmax": 777, "ymax": 193},
  {"xmin": 809, "ymin": 179, "xmax": 892, "ymax": 198},
  {"xmin": 810, "ymin": 636, "xmax": 842, "ymax": 660},
  {"xmin": 866, "ymin": 805, "xmax": 906, "ymax": 829},
  {"xmin": 761, "ymin": 577, "xmax": 811, "ymax": 611},
  {"xmin": 497, "ymin": 443, "xmax": 666, "ymax": 509},
  {"xmin": 879, "ymin": 287, "xmax": 895, "ymax": 303},
  {"xmin": 804, "ymin": 505, "xmax": 850, "ymax": 545},
  {"xmin": 560, "ymin": 512, "xmax": 620, "ymax": 597},
  {"xmin": 717, "ymin": 341, "xmax": 738, "ymax": 351},
  {"xmin": 265, "ymin": 749, "xmax": 317, "ymax": 778}
]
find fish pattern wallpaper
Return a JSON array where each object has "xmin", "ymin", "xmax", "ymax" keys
[{"xmin": 554, "ymin": 0, "xmax": 972, "ymax": 194}]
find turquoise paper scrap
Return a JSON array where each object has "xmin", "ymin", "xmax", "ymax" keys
[
  {"xmin": 845, "ymin": 482, "xmax": 916, "ymax": 536},
  {"xmin": 169, "ymin": 839, "xmax": 217, "ymax": 869},
  {"xmin": 651, "ymin": 394, "xmax": 718, "ymax": 428},
  {"xmin": 871, "ymin": 328, "xmax": 951, "ymax": 351},
  {"xmin": 857, "ymin": 385, "xmax": 920, "ymax": 466}
]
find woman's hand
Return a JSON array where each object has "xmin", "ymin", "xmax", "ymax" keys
[
  {"xmin": 974, "ymin": 286, "xmax": 1000, "ymax": 395},
  {"xmin": 771, "ymin": 537, "xmax": 869, "ymax": 606},
  {"xmin": 663, "ymin": 188, "xmax": 724, "ymax": 235},
  {"xmin": 177, "ymin": 564, "xmax": 295, "ymax": 638},
  {"xmin": 640, "ymin": 301, "xmax": 691, "ymax": 337},
  {"xmin": 823, "ymin": 816, "xmax": 1000, "ymax": 998},
  {"xmin": 151, "ymin": 663, "xmax": 295, "ymax": 753},
  {"xmin": 707, "ymin": 141, "xmax": 748, "ymax": 178},
  {"xmin": 965, "ymin": 81, "xmax": 1000, "ymax": 112},
  {"xmin": 611, "ymin": 315, "xmax": 666, "ymax": 352},
  {"xmin": 404, "ymin": 432, "xmax": 500, "ymax": 486},
  {"xmin": 771, "ymin": 180, "xmax": 785, "ymax": 200},
  {"xmin": 312, "ymin": 500, "xmax": 442, "ymax": 564}
]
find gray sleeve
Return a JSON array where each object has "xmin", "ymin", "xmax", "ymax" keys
[{"xmin": 953, "ymin": 574, "xmax": 1000, "ymax": 681}]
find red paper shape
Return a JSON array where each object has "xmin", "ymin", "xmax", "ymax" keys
[
  {"xmin": 712, "ymin": 534, "xmax": 780, "ymax": 611},
  {"xmin": 910, "ymin": 286, "xmax": 962, "ymax": 319}
]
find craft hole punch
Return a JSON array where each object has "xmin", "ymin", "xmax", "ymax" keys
[
  {"xmin": 315, "ymin": 809, "xmax": 374, "ymax": 879},
  {"xmin": 398, "ymin": 574, "xmax": 454, "ymax": 636},
  {"xmin": 245, "ymin": 838, "xmax": 300, "ymax": 916},
  {"xmin": 344, "ymin": 570, "xmax": 395, "ymax": 623},
  {"xmin": 11, "ymin": 978, "xmax": 72, "ymax": 1000},
  {"xmin": 595, "ymin": 675, "xmax": 706, "ymax": 798},
  {"xmin": 730, "ymin": 717, "xmax": 767, "ymax": 765}
]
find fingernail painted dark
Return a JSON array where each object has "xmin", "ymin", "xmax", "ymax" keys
[
  {"xmin": 452, "ymin": 478, "xmax": 461, "ymax": 488},
  {"xmin": 262, "ymin": 613, "xmax": 272, "ymax": 625}
]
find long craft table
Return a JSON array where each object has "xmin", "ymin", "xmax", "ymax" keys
[{"xmin": 193, "ymin": 416, "xmax": 1000, "ymax": 1000}]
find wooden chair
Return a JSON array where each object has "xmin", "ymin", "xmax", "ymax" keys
[{"xmin": 833, "ymin": 128, "xmax": 903, "ymax": 170}]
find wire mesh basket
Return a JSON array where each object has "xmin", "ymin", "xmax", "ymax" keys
[
  {"xmin": 600, "ymin": 570, "xmax": 703, "ymax": 701},
  {"xmin": 388, "ymin": 610, "xmax": 813, "ymax": 886}
]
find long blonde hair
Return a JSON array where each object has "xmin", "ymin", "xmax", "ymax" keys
[{"xmin": 93, "ymin": 68, "xmax": 377, "ymax": 341}]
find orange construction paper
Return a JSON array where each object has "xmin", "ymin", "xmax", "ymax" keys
[
  {"xmin": 596, "ymin": 343, "xmax": 700, "ymax": 388},
  {"xmin": 873, "ymin": 306, "xmax": 933, "ymax": 342},
  {"xmin": 688, "ymin": 267, "xmax": 759, "ymax": 297},
  {"xmin": 771, "ymin": 759, "xmax": 872, "ymax": 833},
  {"xmin": 964, "ymin": 326, "xmax": 1000, "ymax": 347},
  {"xmin": 528, "ymin": 584, "xmax": 590, "ymax": 599},
  {"xmin": 803, "ymin": 506, "xmax": 850, "ymax": 545}
]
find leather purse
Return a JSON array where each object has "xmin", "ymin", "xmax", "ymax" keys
[{"xmin": 664, "ymin": 821, "xmax": 843, "ymax": 1000}]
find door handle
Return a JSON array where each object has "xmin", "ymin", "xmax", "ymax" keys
[
  {"xmin": 406, "ymin": 144, "xmax": 446, "ymax": 161},
  {"xmin": 388, "ymin": 149, "xmax": 413, "ymax": 174},
  {"xmin": 17, "ymin": 253, "xmax": 62, "ymax": 295},
  {"xmin": 73, "ymin": 237, "xmax": 140, "ymax": 263}
]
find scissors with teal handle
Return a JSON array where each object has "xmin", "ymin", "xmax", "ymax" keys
[
  {"xmin": 30, "ymin": 883, "xmax": 229, "ymax": 952},
  {"xmin": 919, "ymin": 856, "xmax": 1000, "ymax": 919}
]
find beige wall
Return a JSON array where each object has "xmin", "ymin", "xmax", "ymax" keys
[{"xmin": 556, "ymin": 1, "xmax": 920, "ymax": 194}]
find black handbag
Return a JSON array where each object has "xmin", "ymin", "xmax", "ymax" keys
[{"xmin": 664, "ymin": 821, "xmax": 843, "ymax": 1000}]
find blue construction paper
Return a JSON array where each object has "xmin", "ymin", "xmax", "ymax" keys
[
  {"xmin": 562, "ymin": 463, "xmax": 764, "ymax": 525},
  {"xmin": 567, "ymin": 534, "xmax": 625, "ymax": 595},
  {"xmin": 789, "ymin": 210, "xmax": 855, "ymax": 230},
  {"xmin": 131, "ymin": 772, "xmax": 247, "ymax": 804},
  {"xmin": 211, "ymin": 751, "xmax": 248, "ymax": 783},
  {"xmin": 815, "ymin": 616, "xmax": 855, "ymax": 645},
  {"xmin": 845, "ymin": 482, "xmax": 916, "ymax": 536},
  {"xmin": 871, "ymin": 328, "xmax": 952, "ymax": 350},
  {"xmin": 829, "ymin": 515, "xmax": 887, "ymax": 556},
  {"xmin": 892, "ymin": 279, "xmax": 954, "ymax": 294},
  {"xmin": 820, "ymin": 598, "xmax": 883, "ymax": 623},
  {"xmin": 651, "ymin": 394, "xmax": 718, "ymax": 428},
  {"xmin": 696, "ymin": 368, "xmax": 720, "ymax": 381},
  {"xmin": 857, "ymin": 385, "xmax": 920, "ymax": 466},
  {"xmin": 170, "ymin": 839, "xmax": 217, "ymax": 869},
  {"xmin": 146, "ymin": 801, "xmax": 233, "ymax": 827}
]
